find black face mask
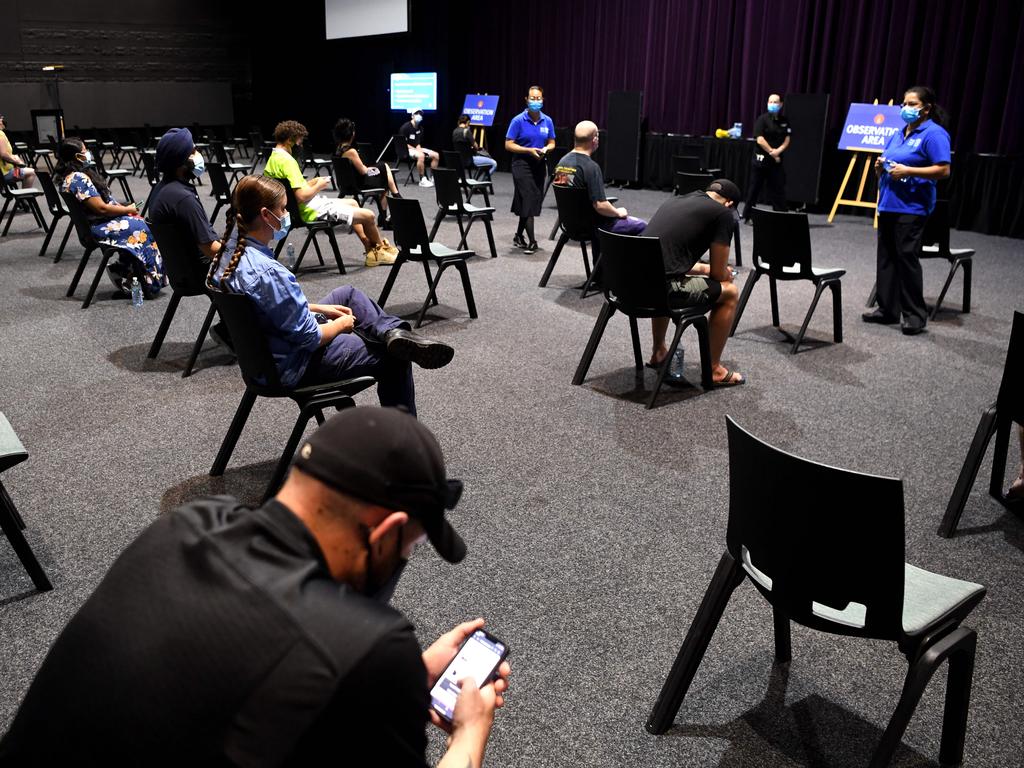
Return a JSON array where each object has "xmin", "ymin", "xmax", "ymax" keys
[{"xmin": 361, "ymin": 524, "xmax": 409, "ymax": 604}]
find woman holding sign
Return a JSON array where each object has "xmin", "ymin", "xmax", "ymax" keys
[
  {"xmin": 505, "ymin": 85, "xmax": 555, "ymax": 254},
  {"xmin": 863, "ymin": 85, "xmax": 951, "ymax": 335}
]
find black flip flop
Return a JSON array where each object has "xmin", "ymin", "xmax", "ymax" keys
[{"xmin": 712, "ymin": 368, "xmax": 745, "ymax": 387}]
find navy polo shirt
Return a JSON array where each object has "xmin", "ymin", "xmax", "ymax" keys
[
  {"xmin": 878, "ymin": 119, "xmax": 951, "ymax": 216},
  {"xmin": 506, "ymin": 109, "xmax": 555, "ymax": 150}
]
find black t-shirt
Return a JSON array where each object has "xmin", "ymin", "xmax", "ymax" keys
[
  {"xmin": 552, "ymin": 151, "xmax": 607, "ymax": 203},
  {"xmin": 643, "ymin": 191, "xmax": 735, "ymax": 275},
  {"xmin": 148, "ymin": 177, "xmax": 218, "ymax": 269},
  {"xmin": 0, "ymin": 498, "xmax": 430, "ymax": 767},
  {"xmin": 452, "ymin": 126, "xmax": 474, "ymax": 154},
  {"xmin": 753, "ymin": 112, "xmax": 792, "ymax": 150},
  {"xmin": 400, "ymin": 120, "xmax": 422, "ymax": 147}
]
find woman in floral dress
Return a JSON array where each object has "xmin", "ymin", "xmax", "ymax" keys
[{"xmin": 55, "ymin": 137, "xmax": 166, "ymax": 297}]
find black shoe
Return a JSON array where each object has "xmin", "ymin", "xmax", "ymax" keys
[
  {"xmin": 512, "ymin": 233, "xmax": 527, "ymax": 249},
  {"xmin": 383, "ymin": 328, "xmax": 454, "ymax": 369},
  {"xmin": 901, "ymin": 322, "xmax": 926, "ymax": 336},
  {"xmin": 106, "ymin": 265, "xmax": 131, "ymax": 298},
  {"xmin": 522, "ymin": 240, "xmax": 539, "ymax": 255},
  {"xmin": 861, "ymin": 309, "xmax": 899, "ymax": 325}
]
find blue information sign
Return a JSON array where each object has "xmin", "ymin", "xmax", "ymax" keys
[
  {"xmin": 837, "ymin": 103, "xmax": 903, "ymax": 152},
  {"xmin": 390, "ymin": 72, "xmax": 437, "ymax": 112},
  {"xmin": 461, "ymin": 94, "xmax": 500, "ymax": 127}
]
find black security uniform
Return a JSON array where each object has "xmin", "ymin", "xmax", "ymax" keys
[
  {"xmin": 742, "ymin": 110, "xmax": 792, "ymax": 220},
  {"xmin": 0, "ymin": 497, "xmax": 431, "ymax": 767}
]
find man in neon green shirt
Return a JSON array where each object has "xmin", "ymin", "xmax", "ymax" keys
[{"xmin": 265, "ymin": 120, "xmax": 398, "ymax": 267}]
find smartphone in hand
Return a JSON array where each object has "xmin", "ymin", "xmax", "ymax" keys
[{"xmin": 429, "ymin": 629, "xmax": 508, "ymax": 723}]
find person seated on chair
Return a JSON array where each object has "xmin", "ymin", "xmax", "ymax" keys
[
  {"xmin": 0, "ymin": 114, "xmax": 37, "ymax": 189},
  {"xmin": 55, "ymin": 137, "xmax": 166, "ymax": 298},
  {"xmin": 332, "ymin": 118, "xmax": 400, "ymax": 229},
  {"xmin": 264, "ymin": 120, "xmax": 398, "ymax": 268},
  {"xmin": 207, "ymin": 175, "xmax": 454, "ymax": 417},
  {"xmin": 552, "ymin": 120, "xmax": 647, "ymax": 236},
  {"xmin": 399, "ymin": 110, "xmax": 439, "ymax": 187},
  {"xmin": 452, "ymin": 114, "xmax": 497, "ymax": 179},
  {"xmin": 643, "ymin": 179, "xmax": 744, "ymax": 386}
]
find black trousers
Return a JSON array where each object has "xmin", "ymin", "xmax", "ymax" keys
[
  {"xmin": 742, "ymin": 154, "xmax": 786, "ymax": 219},
  {"xmin": 876, "ymin": 211, "xmax": 928, "ymax": 328},
  {"xmin": 510, "ymin": 155, "xmax": 546, "ymax": 217}
]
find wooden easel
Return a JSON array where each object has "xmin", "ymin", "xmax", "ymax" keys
[
  {"xmin": 473, "ymin": 126, "xmax": 486, "ymax": 150},
  {"xmin": 828, "ymin": 99, "xmax": 893, "ymax": 228}
]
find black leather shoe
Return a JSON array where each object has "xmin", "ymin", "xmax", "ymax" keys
[
  {"xmin": 861, "ymin": 309, "xmax": 899, "ymax": 324},
  {"xmin": 383, "ymin": 328, "xmax": 454, "ymax": 369},
  {"xmin": 901, "ymin": 322, "xmax": 926, "ymax": 336}
]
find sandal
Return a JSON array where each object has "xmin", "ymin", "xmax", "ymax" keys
[{"xmin": 712, "ymin": 368, "xmax": 745, "ymax": 387}]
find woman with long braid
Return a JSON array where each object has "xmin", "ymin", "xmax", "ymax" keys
[{"xmin": 207, "ymin": 175, "xmax": 453, "ymax": 416}]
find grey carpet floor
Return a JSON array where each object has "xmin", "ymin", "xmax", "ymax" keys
[{"xmin": 1, "ymin": 167, "xmax": 1022, "ymax": 767}]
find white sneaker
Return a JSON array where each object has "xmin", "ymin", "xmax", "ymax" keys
[{"xmin": 418, "ymin": 177, "xmax": 434, "ymax": 187}]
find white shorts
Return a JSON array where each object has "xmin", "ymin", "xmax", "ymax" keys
[{"xmin": 306, "ymin": 196, "xmax": 355, "ymax": 232}]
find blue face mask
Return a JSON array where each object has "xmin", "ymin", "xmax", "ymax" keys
[
  {"xmin": 268, "ymin": 210, "xmax": 290, "ymax": 241},
  {"xmin": 78, "ymin": 150, "xmax": 95, "ymax": 168},
  {"xmin": 767, "ymin": 103, "xmax": 781, "ymax": 114},
  {"xmin": 190, "ymin": 152, "xmax": 206, "ymax": 178},
  {"xmin": 528, "ymin": 99, "xmax": 543, "ymax": 112},
  {"xmin": 900, "ymin": 105, "xmax": 921, "ymax": 124}
]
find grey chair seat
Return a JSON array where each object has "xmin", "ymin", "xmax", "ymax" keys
[
  {"xmin": 902, "ymin": 563, "xmax": 985, "ymax": 635},
  {"xmin": 105, "ymin": 169, "xmax": 130, "ymax": 178},
  {"xmin": 760, "ymin": 260, "xmax": 845, "ymax": 280},
  {"xmin": 9, "ymin": 188, "xmax": 43, "ymax": 199},
  {"xmin": 0, "ymin": 412, "xmax": 29, "ymax": 473},
  {"xmin": 410, "ymin": 243, "xmax": 472, "ymax": 260},
  {"xmin": 922, "ymin": 244, "xmax": 975, "ymax": 258},
  {"xmin": 446, "ymin": 203, "xmax": 494, "ymax": 215}
]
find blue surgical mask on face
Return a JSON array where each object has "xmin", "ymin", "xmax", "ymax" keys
[
  {"xmin": 268, "ymin": 210, "xmax": 290, "ymax": 241},
  {"xmin": 528, "ymin": 99, "xmax": 543, "ymax": 111},
  {"xmin": 78, "ymin": 150, "xmax": 95, "ymax": 168},
  {"xmin": 190, "ymin": 152, "xmax": 205, "ymax": 178},
  {"xmin": 900, "ymin": 105, "xmax": 921, "ymax": 124},
  {"xmin": 767, "ymin": 103, "xmax": 781, "ymax": 114}
]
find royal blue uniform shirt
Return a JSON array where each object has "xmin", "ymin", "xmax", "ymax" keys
[
  {"xmin": 878, "ymin": 118, "xmax": 951, "ymax": 216},
  {"xmin": 505, "ymin": 109, "xmax": 555, "ymax": 150}
]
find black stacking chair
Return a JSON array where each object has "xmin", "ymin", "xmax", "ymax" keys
[
  {"xmin": 91, "ymin": 151, "xmax": 134, "ymax": 203},
  {"xmin": 541, "ymin": 145, "xmax": 569, "ymax": 201},
  {"xmin": 146, "ymin": 218, "xmax": 221, "ymax": 377},
  {"xmin": 427, "ymin": 168, "xmax": 497, "ymax": 259},
  {"xmin": 31, "ymin": 141, "xmax": 56, "ymax": 173},
  {"xmin": 356, "ymin": 141, "xmax": 373, "ymax": 164},
  {"xmin": 209, "ymin": 139, "xmax": 248, "ymax": 184},
  {"xmin": 940, "ymin": 310, "xmax": 1024, "ymax": 537},
  {"xmin": 454, "ymin": 143, "xmax": 491, "ymax": 181},
  {"xmin": 648, "ymin": 416, "xmax": 986, "ymax": 768},
  {"xmin": 208, "ymin": 291, "xmax": 375, "ymax": 501},
  {"xmin": 114, "ymin": 128, "xmax": 143, "ymax": 173},
  {"xmin": 730, "ymin": 209, "xmax": 843, "ymax": 354},
  {"xmin": 379, "ymin": 196, "xmax": 478, "ymax": 328},
  {"xmin": 206, "ymin": 161, "xmax": 233, "ymax": 226},
  {"xmin": 573, "ymin": 230, "xmax": 713, "ymax": 408},
  {"xmin": 865, "ymin": 200, "xmax": 974, "ymax": 320},
  {"xmin": 0, "ymin": 412, "xmax": 53, "ymax": 592},
  {"xmin": 298, "ymin": 143, "xmax": 334, "ymax": 186},
  {"xmin": 671, "ymin": 154, "xmax": 702, "ymax": 174},
  {"xmin": 61, "ymin": 190, "xmax": 136, "ymax": 308},
  {"xmin": 36, "ymin": 170, "xmax": 73, "ymax": 261},
  {"xmin": 333, "ymin": 156, "xmax": 385, "ymax": 216},
  {"xmin": 249, "ymin": 145, "xmax": 273, "ymax": 174},
  {"xmin": 673, "ymin": 171, "xmax": 713, "ymax": 197},
  {"xmin": 0, "ymin": 171, "xmax": 46, "ymax": 235},
  {"xmin": 541, "ymin": 186, "xmax": 604, "ymax": 297},
  {"xmin": 443, "ymin": 150, "xmax": 492, "ymax": 205},
  {"xmin": 392, "ymin": 135, "xmax": 418, "ymax": 185},
  {"xmin": 267, "ymin": 178, "xmax": 346, "ymax": 275}
]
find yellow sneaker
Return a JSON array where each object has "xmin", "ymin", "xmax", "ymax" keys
[
  {"xmin": 380, "ymin": 238, "xmax": 399, "ymax": 257},
  {"xmin": 365, "ymin": 243, "xmax": 397, "ymax": 267}
]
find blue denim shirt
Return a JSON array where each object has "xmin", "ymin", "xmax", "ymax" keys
[
  {"xmin": 210, "ymin": 236, "xmax": 321, "ymax": 386},
  {"xmin": 878, "ymin": 119, "xmax": 951, "ymax": 217}
]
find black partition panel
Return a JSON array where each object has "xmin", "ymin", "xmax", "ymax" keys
[
  {"xmin": 605, "ymin": 90, "xmax": 643, "ymax": 182},
  {"xmin": 781, "ymin": 93, "xmax": 830, "ymax": 205}
]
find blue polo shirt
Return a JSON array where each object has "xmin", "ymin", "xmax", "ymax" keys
[
  {"xmin": 878, "ymin": 119, "xmax": 950, "ymax": 216},
  {"xmin": 506, "ymin": 109, "xmax": 555, "ymax": 150}
]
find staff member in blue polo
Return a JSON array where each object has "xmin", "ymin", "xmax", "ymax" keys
[
  {"xmin": 504, "ymin": 85, "xmax": 555, "ymax": 254},
  {"xmin": 863, "ymin": 85, "xmax": 951, "ymax": 335}
]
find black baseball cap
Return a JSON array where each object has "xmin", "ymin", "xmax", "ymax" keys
[
  {"xmin": 706, "ymin": 178, "xmax": 741, "ymax": 203},
  {"xmin": 293, "ymin": 407, "xmax": 466, "ymax": 563}
]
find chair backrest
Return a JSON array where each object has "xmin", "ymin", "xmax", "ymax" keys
[
  {"xmin": 60, "ymin": 189, "xmax": 100, "ymax": 250},
  {"xmin": 208, "ymin": 291, "xmax": 285, "ymax": 390},
  {"xmin": 91, "ymin": 150, "xmax": 111, "ymax": 177},
  {"xmin": 140, "ymin": 151, "xmax": 161, "ymax": 186},
  {"xmin": 36, "ymin": 170, "xmax": 67, "ymax": 216},
  {"xmin": 546, "ymin": 146, "xmax": 569, "ymax": 176},
  {"xmin": 432, "ymin": 167, "xmax": 465, "ymax": 213},
  {"xmin": 997, "ymin": 311, "xmax": 1024, "ymax": 423},
  {"xmin": 553, "ymin": 185, "xmax": 598, "ymax": 241},
  {"xmin": 393, "ymin": 135, "xmax": 411, "ymax": 162},
  {"xmin": 332, "ymin": 155, "xmax": 363, "ymax": 197},
  {"xmin": 268, "ymin": 176, "xmax": 306, "ymax": 230},
  {"xmin": 442, "ymin": 150, "xmax": 468, "ymax": 180},
  {"xmin": 674, "ymin": 171, "xmax": 713, "ymax": 196},
  {"xmin": 0, "ymin": 411, "xmax": 29, "ymax": 474},
  {"xmin": 146, "ymin": 216, "xmax": 210, "ymax": 296},
  {"xmin": 671, "ymin": 154, "xmax": 702, "ymax": 174},
  {"xmin": 596, "ymin": 230, "xmax": 672, "ymax": 316},
  {"xmin": 750, "ymin": 208, "xmax": 814, "ymax": 277},
  {"xmin": 206, "ymin": 161, "xmax": 232, "ymax": 202},
  {"xmin": 210, "ymin": 139, "xmax": 230, "ymax": 165},
  {"xmin": 921, "ymin": 198, "xmax": 952, "ymax": 257},
  {"xmin": 725, "ymin": 416, "xmax": 907, "ymax": 639},
  {"xmin": 388, "ymin": 196, "xmax": 432, "ymax": 258}
]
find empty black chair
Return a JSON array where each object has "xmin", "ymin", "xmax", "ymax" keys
[
  {"xmin": 91, "ymin": 150, "xmax": 134, "ymax": 203},
  {"xmin": 392, "ymin": 135, "xmax": 417, "ymax": 185},
  {"xmin": 673, "ymin": 170, "xmax": 713, "ymax": 197},
  {"xmin": 442, "ymin": 149, "xmax": 492, "ymax": 205},
  {"xmin": 61, "ymin": 190, "xmax": 138, "ymax": 308},
  {"xmin": 939, "ymin": 310, "xmax": 1024, "ymax": 537},
  {"xmin": 730, "ymin": 208, "xmax": 843, "ymax": 354},
  {"xmin": 573, "ymin": 230, "xmax": 713, "ymax": 408},
  {"xmin": 31, "ymin": 141, "xmax": 56, "ymax": 173},
  {"xmin": 206, "ymin": 161, "xmax": 233, "ymax": 226},
  {"xmin": 540, "ymin": 186, "xmax": 603, "ymax": 297},
  {"xmin": 453, "ymin": 142, "xmax": 491, "ymax": 181},
  {"xmin": 146, "ymin": 217, "xmax": 221, "ymax": 377},
  {"xmin": 36, "ymin": 170, "xmax": 73, "ymax": 261},
  {"xmin": 298, "ymin": 143, "xmax": 334, "ymax": 187},
  {"xmin": 139, "ymin": 151, "xmax": 161, "ymax": 216},
  {"xmin": 266, "ymin": 178, "xmax": 346, "ymax": 275},
  {"xmin": 113, "ymin": 128, "xmax": 143, "ymax": 173},
  {"xmin": 333, "ymin": 156, "xmax": 385, "ymax": 215},
  {"xmin": 865, "ymin": 200, "xmax": 974, "ymax": 320},
  {"xmin": 209, "ymin": 139, "xmax": 248, "ymax": 184},
  {"xmin": 427, "ymin": 168, "xmax": 497, "ymax": 259},
  {"xmin": 648, "ymin": 416, "xmax": 986, "ymax": 768},
  {"xmin": 671, "ymin": 154, "xmax": 702, "ymax": 174},
  {"xmin": 379, "ymin": 196, "xmax": 478, "ymax": 328},
  {"xmin": 0, "ymin": 412, "xmax": 53, "ymax": 592},
  {"xmin": 208, "ymin": 291, "xmax": 375, "ymax": 501},
  {"xmin": 0, "ymin": 171, "xmax": 46, "ymax": 235}
]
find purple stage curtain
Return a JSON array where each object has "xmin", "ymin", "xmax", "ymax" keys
[{"xmin": 468, "ymin": 0, "xmax": 1024, "ymax": 154}]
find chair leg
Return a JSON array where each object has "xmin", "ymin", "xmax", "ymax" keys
[
  {"xmin": 648, "ymin": 319, "xmax": 687, "ymax": 409},
  {"xmin": 68, "ymin": 247, "xmax": 95, "ymax": 296},
  {"xmin": 646, "ymin": 551, "xmax": 745, "ymax": 734},
  {"xmin": 429, "ymin": 209, "xmax": 444, "ymax": 241},
  {"xmin": 377, "ymin": 255, "xmax": 405, "ymax": 307},
  {"xmin": 694, "ymin": 316, "xmax": 713, "ymax": 389},
  {"xmin": 988, "ymin": 416, "xmax": 1012, "ymax": 501},
  {"xmin": 311, "ymin": 232, "xmax": 325, "ymax": 266},
  {"xmin": 2, "ymin": 200, "xmax": 17, "ymax": 236},
  {"xmin": 182, "ymin": 302, "xmax": 217, "ymax": 378},
  {"xmin": 423, "ymin": 260, "xmax": 438, "ymax": 306},
  {"xmin": 117, "ymin": 176, "xmax": 133, "ymax": 203},
  {"xmin": 773, "ymin": 606, "xmax": 791, "ymax": 663},
  {"xmin": 732, "ymin": 223, "xmax": 743, "ymax": 267},
  {"xmin": 0, "ymin": 483, "xmax": 52, "ymax": 592},
  {"xmin": 549, "ymin": 215, "xmax": 561, "ymax": 241},
  {"xmin": 870, "ymin": 627, "xmax": 977, "ymax": 768},
  {"xmin": 0, "ymin": 482, "xmax": 25, "ymax": 529},
  {"xmin": 31, "ymin": 199, "xmax": 47, "ymax": 230},
  {"xmin": 830, "ymin": 280, "xmax": 843, "ymax": 343},
  {"xmin": 293, "ymin": 234, "xmax": 313, "ymax": 272},
  {"xmin": 629, "ymin": 317, "xmax": 643, "ymax": 372},
  {"xmin": 938, "ymin": 404, "xmax": 998, "ymax": 537},
  {"xmin": 417, "ymin": 262, "xmax": 449, "ymax": 328},
  {"xmin": 931, "ymin": 260, "xmax": 960, "ymax": 320},
  {"xmin": 455, "ymin": 216, "xmax": 468, "ymax": 250},
  {"xmin": 38, "ymin": 216, "xmax": 58, "ymax": 257},
  {"xmin": 866, "ymin": 281, "xmax": 878, "ymax": 308},
  {"xmin": 82, "ymin": 250, "xmax": 114, "ymax": 309},
  {"xmin": 210, "ymin": 388, "xmax": 258, "ymax": 476},
  {"xmin": 539, "ymin": 235, "xmax": 568, "ymax": 287},
  {"xmin": 262, "ymin": 400, "xmax": 342, "ymax": 502},
  {"xmin": 147, "ymin": 291, "xmax": 182, "ymax": 359},
  {"xmin": 729, "ymin": 270, "xmax": 761, "ymax": 336},
  {"xmin": 210, "ymin": 201, "xmax": 223, "ymax": 226},
  {"xmin": 54, "ymin": 220, "xmax": 73, "ymax": 262},
  {"xmin": 454, "ymin": 261, "xmax": 478, "ymax": 318},
  {"xmin": 580, "ymin": 250, "xmax": 603, "ymax": 299},
  {"xmin": 482, "ymin": 216, "xmax": 497, "ymax": 258},
  {"xmin": 791, "ymin": 281, "xmax": 829, "ymax": 354},
  {"xmin": 580, "ymin": 241, "xmax": 592, "ymax": 279},
  {"xmin": 769, "ymin": 276, "xmax": 780, "ymax": 327},
  {"xmin": 961, "ymin": 259, "xmax": 971, "ymax": 313},
  {"xmin": 325, "ymin": 228, "xmax": 345, "ymax": 274},
  {"xmin": 572, "ymin": 301, "xmax": 615, "ymax": 385}
]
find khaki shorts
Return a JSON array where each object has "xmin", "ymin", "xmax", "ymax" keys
[{"xmin": 667, "ymin": 276, "xmax": 721, "ymax": 309}]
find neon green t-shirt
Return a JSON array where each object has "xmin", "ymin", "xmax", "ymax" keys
[
  {"xmin": 0, "ymin": 131, "xmax": 13, "ymax": 175},
  {"xmin": 264, "ymin": 147, "xmax": 316, "ymax": 223}
]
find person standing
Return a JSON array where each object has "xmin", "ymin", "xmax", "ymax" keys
[
  {"xmin": 741, "ymin": 93, "xmax": 791, "ymax": 222},
  {"xmin": 863, "ymin": 85, "xmax": 951, "ymax": 335},
  {"xmin": 504, "ymin": 85, "xmax": 555, "ymax": 254}
]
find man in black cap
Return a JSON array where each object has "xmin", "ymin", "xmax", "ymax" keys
[
  {"xmin": 642, "ymin": 179, "xmax": 745, "ymax": 386},
  {"xmin": 0, "ymin": 407, "xmax": 510, "ymax": 768}
]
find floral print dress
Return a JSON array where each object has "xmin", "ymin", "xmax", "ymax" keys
[{"xmin": 63, "ymin": 171, "xmax": 166, "ymax": 295}]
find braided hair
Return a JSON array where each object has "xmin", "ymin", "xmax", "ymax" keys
[
  {"xmin": 54, "ymin": 137, "xmax": 112, "ymax": 200},
  {"xmin": 206, "ymin": 175, "xmax": 286, "ymax": 292}
]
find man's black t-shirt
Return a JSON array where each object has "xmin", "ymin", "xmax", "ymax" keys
[
  {"xmin": 148, "ymin": 177, "xmax": 219, "ymax": 270},
  {"xmin": 0, "ymin": 498, "xmax": 431, "ymax": 767},
  {"xmin": 643, "ymin": 191, "xmax": 735, "ymax": 275},
  {"xmin": 753, "ymin": 112, "xmax": 792, "ymax": 150},
  {"xmin": 552, "ymin": 151, "xmax": 607, "ymax": 203},
  {"xmin": 400, "ymin": 120, "xmax": 423, "ymax": 147}
]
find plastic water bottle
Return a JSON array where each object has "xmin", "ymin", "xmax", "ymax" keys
[
  {"xmin": 669, "ymin": 346, "xmax": 685, "ymax": 378},
  {"xmin": 728, "ymin": 122, "xmax": 742, "ymax": 139},
  {"xmin": 131, "ymin": 277, "xmax": 143, "ymax": 307},
  {"xmin": 283, "ymin": 242, "xmax": 297, "ymax": 269}
]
